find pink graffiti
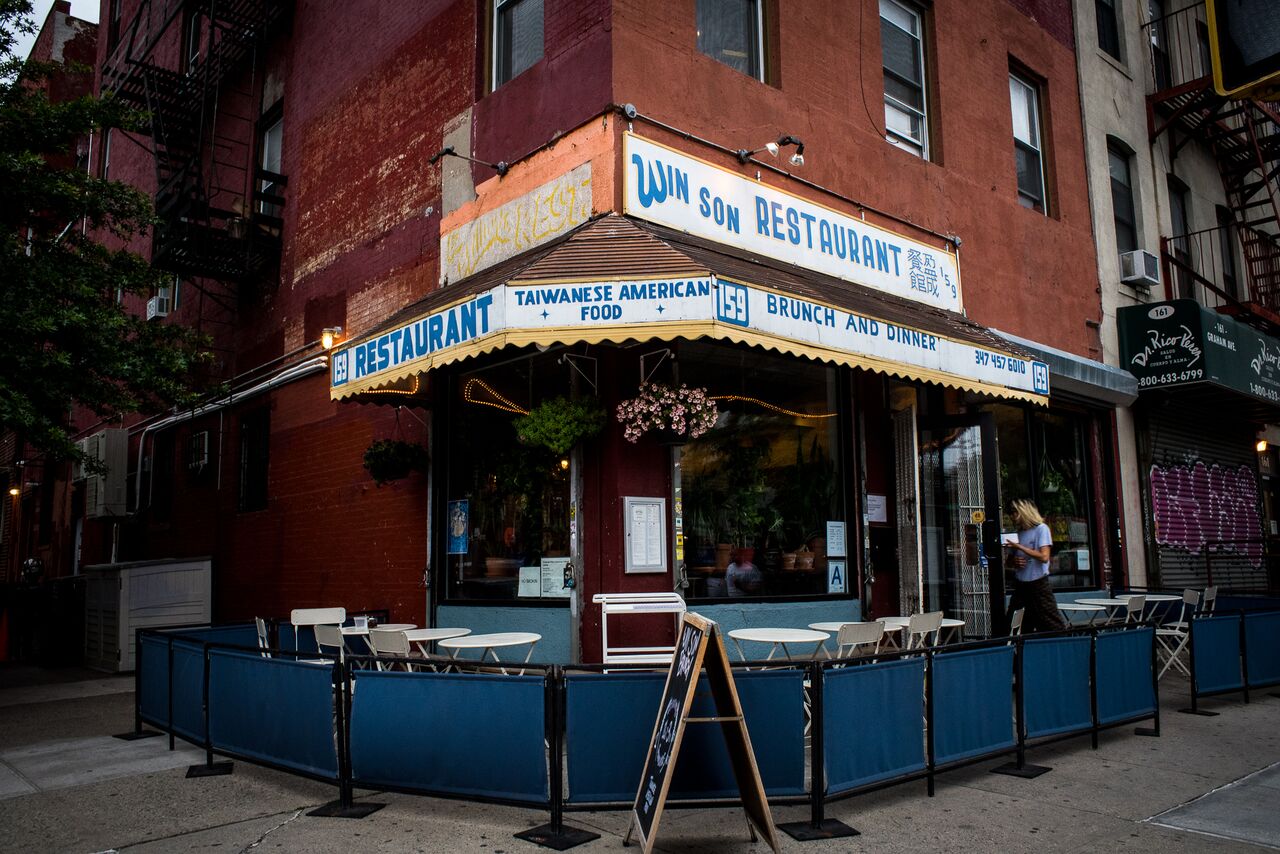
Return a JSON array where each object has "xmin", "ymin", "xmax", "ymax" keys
[{"xmin": 1149, "ymin": 462, "xmax": 1262, "ymax": 566}]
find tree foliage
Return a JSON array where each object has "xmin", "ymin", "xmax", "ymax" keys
[{"xmin": 0, "ymin": 0, "xmax": 208, "ymax": 468}]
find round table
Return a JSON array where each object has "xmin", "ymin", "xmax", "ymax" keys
[
  {"xmin": 728, "ymin": 628, "xmax": 829, "ymax": 663},
  {"xmin": 342, "ymin": 622, "xmax": 417, "ymax": 636},
  {"xmin": 1057, "ymin": 602, "xmax": 1105, "ymax": 625},
  {"xmin": 877, "ymin": 616, "xmax": 966, "ymax": 646},
  {"xmin": 437, "ymin": 631, "xmax": 541, "ymax": 674},
  {"xmin": 1138, "ymin": 594, "xmax": 1184, "ymax": 603},
  {"xmin": 402, "ymin": 627, "xmax": 470, "ymax": 656},
  {"xmin": 1075, "ymin": 598, "xmax": 1133, "ymax": 623}
]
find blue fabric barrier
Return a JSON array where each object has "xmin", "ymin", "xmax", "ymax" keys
[
  {"xmin": 1244, "ymin": 611, "xmax": 1280, "ymax": 689},
  {"xmin": 138, "ymin": 634, "xmax": 170, "ymax": 726},
  {"xmin": 349, "ymin": 670, "xmax": 548, "ymax": 804},
  {"xmin": 931, "ymin": 646, "xmax": 1015, "ymax": 766},
  {"xmin": 164, "ymin": 624, "xmax": 259, "ymax": 649},
  {"xmin": 170, "ymin": 639, "xmax": 206, "ymax": 743},
  {"xmin": 1192, "ymin": 615, "xmax": 1244, "ymax": 695},
  {"xmin": 1022, "ymin": 636, "xmax": 1092, "ymax": 739},
  {"xmin": 208, "ymin": 649, "xmax": 339, "ymax": 779},
  {"xmin": 1095, "ymin": 627, "xmax": 1155, "ymax": 725},
  {"xmin": 823, "ymin": 658, "xmax": 926, "ymax": 794},
  {"xmin": 563, "ymin": 669, "xmax": 805, "ymax": 804}
]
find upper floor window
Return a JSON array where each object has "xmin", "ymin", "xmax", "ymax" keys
[
  {"xmin": 1010, "ymin": 71, "xmax": 1047, "ymax": 213},
  {"xmin": 1216, "ymin": 206, "xmax": 1239, "ymax": 300},
  {"xmin": 1107, "ymin": 140, "xmax": 1137, "ymax": 254},
  {"xmin": 238, "ymin": 409, "xmax": 270, "ymax": 513},
  {"xmin": 696, "ymin": 0, "xmax": 764, "ymax": 81},
  {"xmin": 1095, "ymin": 0, "xmax": 1122, "ymax": 61},
  {"xmin": 881, "ymin": 0, "xmax": 928, "ymax": 159},
  {"xmin": 257, "ymin": 107, "xmax": 284, "ymax": 218},
  {"xmin": 493, "ymin": 0, "xmax": 544, "ymax": 89}
]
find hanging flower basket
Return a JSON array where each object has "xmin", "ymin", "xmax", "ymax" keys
[
  {"xmin": 616, "ymin": 383, "xmax": 719, "ymax": 444},
  {"xmin": 514, "ymin": 396, "xmax": 606, "ymax": 455},
  {"xmin": 363, "ymin": 439, "xmax": 430, "ymax": 486}
]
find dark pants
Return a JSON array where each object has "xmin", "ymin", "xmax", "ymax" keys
[{"xmin": 1008, "ymin": 576, "xmax": 1068, "ymax": 633}]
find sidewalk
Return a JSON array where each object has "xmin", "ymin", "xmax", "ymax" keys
[{"xmin": 0, "ymin": 665, "xmax": 1276, "ymax": 853}]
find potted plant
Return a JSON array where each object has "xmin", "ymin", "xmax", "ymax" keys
[
  {"xmin": 616, "ymin": 383, "xmax": 718, "ymax": 444},
  {"xmin": 363, "ymin": 439, "xmax": 430, "ymax": 486},
  {"xmin": 514, "ymin": 396, "xmax": 605, "ymax": 455}
]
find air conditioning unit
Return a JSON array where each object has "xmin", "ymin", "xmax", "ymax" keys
[
  {"xmin": 187, "ymin": 430, "xmax": 210, "ymax": 470},
  {"xmin": 145, "ymin": 285, "xmax": 172, "ymax": 320},
  {"xmin": 1120, "ymin": 249, "xmax": 1161, "ymax": 290},
  {"xmin": 83, "ymin": 428, "xmax": 128, "ymax": 518}
]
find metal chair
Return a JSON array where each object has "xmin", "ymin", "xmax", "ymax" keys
[
  {"xmin": 1201, "ymin": 586, "xmax": 1218, "ymax": 615},
  {"xmin": 289, "ymin": 607, "xmax": 346, "ymax": 652},
  {"xmin": 368, "ymin": 628, "xmax": 415, "ymax": 671},
  {"xmin": 1009, "ymin": 608, "xmax": 1025, "ymax": 637},
  {"xmin": 1121, "ymin": 595, "xmax": 1146, "ymax": 624},
  {"xmin": 905, "ymin": 611, "xmax": 944, "ymax": 650},
  {"xmin": 254, "ymin": 617, "xmax": 271, "ymax": 658},
  {"xmin": 834, "ymin": 621, "xmax": 885, "ymax": 659},
  {"xmin": 1156, "ymin": 589, "xmax": 1199, "ymax": 679}
]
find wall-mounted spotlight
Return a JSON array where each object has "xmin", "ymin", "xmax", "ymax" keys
[
  {"xmin": 1257, "ymin": 438, "xmax": 1269, "ymax": 453},
  {"xmin": 7, "ymin": 487, "xmax": 18, "ymax": 497},
  {"xmin": 736, "ymin": 134, "xmax": 805, "ymax": 167},
  {"xmin": 321, "ymin": 326, "xmax": 343, "ymax": 350},
  {"xmin": 428, "ymin": 145, "xmax": 510, "ymax": 177}
]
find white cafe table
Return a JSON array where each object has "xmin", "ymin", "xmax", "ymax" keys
[
  {"xmin": 1076, "ymin": 597, "xmax": 1133, "ymax": 622},
  {"xmin": 1139, "ymin": 594, "xmax": 1184, "ymax": 603},
  {"xmin": 342, "ymin": 622, "xmax": 417, "ymax": 636},
  {"xmin": 728, "ymin": 628, "xmax": 829, "ymax": 663},
  {"xmin": 877, "ymin": 616, "xmax": 966, "ymax": 645},
  {"xmin": 402, "ymin": 627, "xmax": 470, "ymax": 656},
  {"xmin": 437, "ymin": 632, "xmax": 541, "ymax": 675},
  {"xmin": 1057, "ymin": 602, "xmax": 1106, "ymax": 625}
]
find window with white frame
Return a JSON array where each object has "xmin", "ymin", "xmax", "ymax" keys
[
  {"xmin": 696, "ymin": 0, "xmax": 764, "ymax": 81},
  {"xmin": 881, "ymin": 0, "xmax": 928, "ymax": 158},
  {"xmin": 1010, "ymin": 71, "xmax": 1047, "ymax": 213},
  {"xmin": 493, "ymin": 0, "xmax": 544, "ymax": 89},
  {"xmin": 258, "ymin": 111, "xmax": 283, "ymax": 218},
  {"xmin": 1107, "ymin": 140, "xmax": 1137, "ymax": 254}
]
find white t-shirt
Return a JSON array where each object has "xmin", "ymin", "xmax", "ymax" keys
[{"xmin": 1015, "ymin": 523, "xmax": 1052, "ymax": 582}]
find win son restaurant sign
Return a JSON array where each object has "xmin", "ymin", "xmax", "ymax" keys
[
  {"xmin": 1119, "ymin": 299, "xmax": 1280, "ymax": 405},
  {"xmin": 331, "ymin": 276, "xmax": 1049, "ymax": 401},
  {"xmin": 623, "ymin": 133, "xmax": 963, "ymax": 313}
]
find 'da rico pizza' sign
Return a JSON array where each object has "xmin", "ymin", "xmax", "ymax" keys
[
  {"xmin": 330, "ymin": 277, "xmax": 1049, "ymax": 399},
  {"xmin": 623, "ymin": 133, "xmax": 963, "ymax": 313},
  {"xmin": 1119, "ymin": 299, "xmax": 1280, "ymax": 404}
]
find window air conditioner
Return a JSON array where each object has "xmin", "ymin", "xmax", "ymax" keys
[
  {"xmin": 146, "ymin": 285, "xmax": 172, "ymax": 320},
  {"xmin": 1120, "ymin": 249, "xmax": 1161, "ymax": 290}
]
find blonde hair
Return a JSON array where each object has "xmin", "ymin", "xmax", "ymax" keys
[{"xmin": 1010, "ymin": 499, "xmax": 1044, "ymax": 529}]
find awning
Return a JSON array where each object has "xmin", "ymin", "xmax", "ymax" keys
[
  {"xmin": 993, "ymin": 329, "xmax": 1139, "ymax": 406},
  {"xmin": 330, "ymin": 215, "xmax": 1050, "ymax": 404}
]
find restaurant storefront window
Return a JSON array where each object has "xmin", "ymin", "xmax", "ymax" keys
[
  {"xmin": 443, "ymin": 352, "xmax": 571, "ymax": 601},
  {"xmin": 674, "ymin": 343, "xmax": 848, "ymax": 600},
  {"xmin": 994, "ymin": 404, "xmax": 1098, "ymax": 589}
]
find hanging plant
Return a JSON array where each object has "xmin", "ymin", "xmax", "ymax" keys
[
  {"xmin": 616, "ymin": 383, "xmax": 719, "ymax": 444},
  {"xmin": 363, "ymin": 439, "xmax": 430, "ymax": 486},
  {"xmin": 513, "ymin": 396, "xmax": 606, "ymax": 455}
]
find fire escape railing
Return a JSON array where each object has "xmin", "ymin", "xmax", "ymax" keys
[{"xmin": 1143, "ymin": 2, "xmax": 1280, "ymax": 332}]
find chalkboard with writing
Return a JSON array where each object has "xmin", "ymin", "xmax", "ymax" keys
[{"xmin": 626, "ymin": 612, "xmax": 779, "ymax": 854}]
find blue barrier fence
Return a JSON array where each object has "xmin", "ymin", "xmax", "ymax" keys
[
  {"xmin": 1185, "ymin": 609, "xmax": 1280, "ymax": 712},
  {"xmin": 135, "ymin": 621, "xmax": 1163, "ymax": 843}
]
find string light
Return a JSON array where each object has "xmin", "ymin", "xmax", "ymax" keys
[
  {"xmin": 710, "ymin": 395, "xmax": 837, "ymax": 419},
  {"xmin": 364, "ymin": 375, "xmax": 422, "ymax": 397},
  {"xmin": 463, "ymin": 378, "xmax": 528, "ymax": 415}
]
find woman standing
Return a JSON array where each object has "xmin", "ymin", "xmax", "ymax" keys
[{"xmin": 1005, "ymin": 499, "xmax": 1068, "ymax": 633}]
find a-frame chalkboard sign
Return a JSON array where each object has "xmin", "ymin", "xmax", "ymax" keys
[{"xmin": 624, "ymin": 612, "xmax": 780, "ymax": 854}]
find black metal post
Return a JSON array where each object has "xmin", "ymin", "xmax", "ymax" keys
[
  {"xmin": 1136, "ymin": 625, "xmax": 1161, "ymax": 736},
  {"xmin": 515, "ymin": 667, "xmax": 600, "ymax": 849},
  {"xmin": 115, "ymin": 627, "xmax": 161, "ymax": 740},
  {"xmin": 926, "ymin": 650, "xmax": 936, "ymax": 797},
  {"xmin": 309, "ymin": 659, "xmax": 384, "ymax": 818},
  {"xmin": 1090, "ymin": 629, "xmax": 1100, "ymax": 748},
  {"xmin": 992, "ymin": 635, "xmax": 1050, "ymax": 777},
  {"xmin": 779, "ymin": 661, "xmax": 858, "ymax": 841},
  {"xmin": 187, "ymin": 643, "xmax": 232, "ymax": 777}
]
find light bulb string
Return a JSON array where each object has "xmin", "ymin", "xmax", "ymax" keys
[{"xmin": 464, "ymin": 378, "xmax": 529, "ymax": 415}]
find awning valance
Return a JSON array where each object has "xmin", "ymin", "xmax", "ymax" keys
[{"xmin": 330, "ymin": 216, "xmax": 1050, "ymax": 404}]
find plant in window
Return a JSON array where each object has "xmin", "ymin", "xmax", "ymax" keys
[
  {"xmin": 362, "ymin": 439, "xmax": 429, "ymax": 486},
  {"xmin": 514, "ymin": 396, "xmax": 605, "ymax": 455},
  {"xmin": 616, "ymin": 383, "xmax": 719, "ymax": 443}
]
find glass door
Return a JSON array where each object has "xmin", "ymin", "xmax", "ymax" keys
[{"xmin": 918, "ymin": 414, "xmax": 1003, "ymax": 638}]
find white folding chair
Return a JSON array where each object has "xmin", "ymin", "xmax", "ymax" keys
[
  {"xmin": 1201, "ymin": 586, "xmax": 1218, "ymax": 615},
  {"xmin": 1009, "ymin": 608, "xmax": 1025, "ymax": 638},
  {"xmin": 1156, "ymin": 590, "xmax": 1199, "ymax": 679},
  {"xmin": 905, "ymin": 611, "xmax": 944, "ymax": 650},
  {"xmin": 1122, "ymin": 595, "xmax": 1146, "ymax": 624},
  {"xmin": 289, "ymin": 607, "xmax": 346, "ymax": 653},
  {"xmin": 834, "ymin": 622, "xmax": 885, "ymax": 660},
  {"xmin": 255, "ymin": 617, "xmax": 271, "ymax": 658},
  {"xmin": 368, "ymin": 628, "xmax": 414, "ymax": 671}
]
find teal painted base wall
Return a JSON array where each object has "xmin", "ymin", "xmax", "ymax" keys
[
  {"xmin": 435, "ymin": 605, "xmax": 571, "ymax": 663},
  {"xmin": 693, "ymin": 600, "xmax": 862, "ymax": 660}
]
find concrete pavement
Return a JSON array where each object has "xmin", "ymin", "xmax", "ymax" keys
[{"xmin": 0, "ymin": 665, "xmax": 1277, "ymax": 853}]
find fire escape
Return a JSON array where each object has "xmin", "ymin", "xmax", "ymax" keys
[
  {"xmin": 99, "ymin": 0, "xmax": 290, "ymax": 348},
  {"xmin": 1145, "ymin": 2, "xmax": 1280, "ymax": 333}
]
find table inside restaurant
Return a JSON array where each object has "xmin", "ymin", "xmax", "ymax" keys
[
  {"xmin": 437, "ymin": 631, "xmax": 542, "ymax": 675},
  {"xmin": 727, "ymin": 628, "xmax": 829, "ymax": 663}
]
